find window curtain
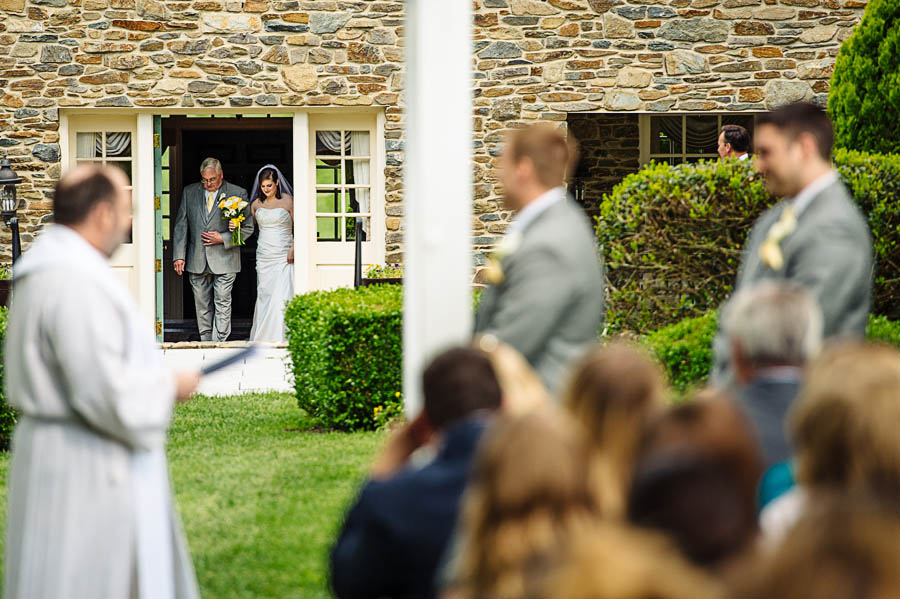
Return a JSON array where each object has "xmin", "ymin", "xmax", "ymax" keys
[
  {"xmin": 654, "ymin": 116, "xmax": 719, "ymax": 155},
  {"xmin": 316, "ymin": 131, "xmax": 349, "ymax": 154},
  {"xmin": 350, "ymin": 131, "xmax": 370, "ymax": 238},
  {"xmin": 98, "ymin": 132, "xmax": 131, "ymax": 157}
]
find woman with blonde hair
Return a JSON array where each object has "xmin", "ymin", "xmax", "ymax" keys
[
  {"xmin": 474, "ymin": 334, "xmax": 549, "ymax": 415},
  {"xmin": 453, "ymin": 410, "xmax": 597, "ymax": 599},
  {"xmin": 562, "ymin": 341, "xmax": 667, "ymax": 516}
]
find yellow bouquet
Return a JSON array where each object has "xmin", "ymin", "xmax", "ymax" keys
[{"xmin": 219, "ymin": 195, "xmax": 249, "ymax": 246}]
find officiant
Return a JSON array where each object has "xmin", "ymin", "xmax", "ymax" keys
[
  {"xmin": 4, "ymin": 165, "xmax": 201, "ymax": 599},
  {"xmin": 173, "ymin": 157, "xmax": 254, "ymax": 342}
]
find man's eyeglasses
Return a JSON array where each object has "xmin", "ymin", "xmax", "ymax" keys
[{"xmin": 201, "ymin": 176, "xmax": 219, "ymax": 184}]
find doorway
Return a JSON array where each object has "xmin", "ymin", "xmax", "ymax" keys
[{"xmin": 160, "ymin": 115, "xmax": 293, "ymax": 342}]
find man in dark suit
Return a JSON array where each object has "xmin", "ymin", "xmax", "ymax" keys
[
  {"xmin": 330, "ymin": 348, "xmax": 502, "ymax": 599},
  {"xmin": 172, "ymin": 157, "xmax": 253, "ymax": 342},
  {"xmin": 474, "ymin": 124, "xmax": 605, "ymax": 393},
  {"xmin": 712, "ymin": 103, "xmax": 873, "ymax": 385},
  {"xmin": 722, "ymin": 281, "xmax": 822, "ymax": 467}
]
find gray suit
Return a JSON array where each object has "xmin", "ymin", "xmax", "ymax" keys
[
  {"xmin": 712, "ymin": 179, "xmax": 873, "ymax": 383},
  {"xmin": 738, "ymin": 375, "xmax": 802, "ymax": 468},
  {"xmin": 475, "ymin": 197, "xmax": 605, "ymax": 393},
  {"xmin": 173, "ymin": 180, "xmax": 254, "ymax": 341}
]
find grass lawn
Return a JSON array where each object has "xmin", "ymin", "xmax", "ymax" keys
[{"xmin": 0, "ymin": 392, "xmax": 384, "ymax": 599}]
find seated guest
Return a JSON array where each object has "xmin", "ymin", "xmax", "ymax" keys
[
  {"xmin": 628, "ymin": 392, "xmax": 763, "ymax": 571},
  {"xmin": 735, "ymin": 497, "xmax": 900, "ymax": 598},
  {"xmin": 762, "ymin": 343, "xmax": 900, "ymax": 542},
  {"xmin": 330, "ymin": 347, "xmax": 502, "ymax": 599},
  {"xmin": 475, "ymin": 334, "xmax": 549, "ymax": 415},
  {"xmin": 721, "ymin": 280, "xmax": 823, "ymax": 468},
  {"xmin": 548, "ymin": 521, "xmax": 721, "ymax": 599},
  {"xmin": 451, "ymin": 410, "xmax": 598, "ymax": 599},
  {"xmin": 563, "ymin": 341, "xmax": 666, "ymax": 517}
]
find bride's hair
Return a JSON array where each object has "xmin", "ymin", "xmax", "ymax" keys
[{"xmin": 256, "ymin": 167, "xmax": 282, "ymax": 202}]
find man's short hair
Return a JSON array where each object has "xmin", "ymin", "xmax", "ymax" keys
[
  {"xmin": 722, "ymin": 280, "xmax": 823, "ymax": 369},
  {"xmin": 721, "ymin": 125, "xmax": 751, "ymax": 153},
  {"xmin": 199, "ymin": 157, "xmax": 222, "ymax": 173},
  {"xmin": 757, "ymin": 102, "xmax": 834, "ymax": 161},
  {"xmin": 423, "ymin": 347, "xmax": 502, "ymax": 430},
  {"xmin": 53, "ymin": 168, "xmax": 117, "ymax": 226},
  {"xmin": 505, "ymin": 124, "xmax": 578, "ymax": 189}
]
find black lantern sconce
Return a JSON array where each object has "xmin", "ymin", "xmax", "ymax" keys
[{"xmin": 0, "ymin": 156, "xmax": 22, "ymax": 263}]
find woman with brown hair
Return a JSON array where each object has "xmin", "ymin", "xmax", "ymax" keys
[
  {"xmin": 562, "ymin": 341, "xmax": 667, "ymax": 516},
  {"xmin": 452, "ymin": 410, "xmax": 598, "ymax": 599}
]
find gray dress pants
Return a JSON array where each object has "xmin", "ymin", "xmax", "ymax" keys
[{"xmin": 188, "ymin": 269, "xmax": 237, "ymax": 342}]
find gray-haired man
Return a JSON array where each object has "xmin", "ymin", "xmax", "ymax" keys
[
  {"xmin": 173, "ymin": 158, "xmax": 253, "ymax": 342},
  {"xmin": 722, "ymin": 280, "xmax": 823, "ymax": 467}
]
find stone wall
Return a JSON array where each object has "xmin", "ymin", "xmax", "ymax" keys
[
  {"xmin": 568, "ymin": 112, "xmax": 640, "ymax": 214},
  {"xmin": 0, "ymin": 0, "xmax": 865, "ymax": 263}
]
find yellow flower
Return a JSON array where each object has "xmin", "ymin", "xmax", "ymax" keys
[
  {"xmin": 395, "ymin": 392, "xmax": 401, "ymax": 398},
  {"xmin": 759, "ymin": 205, "xmax": 797, "ymax": 270}
]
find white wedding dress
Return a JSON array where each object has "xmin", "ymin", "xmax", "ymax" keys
[{"xmin": 250, "ymin": 207, "xmax": 294, "ymax": 342}]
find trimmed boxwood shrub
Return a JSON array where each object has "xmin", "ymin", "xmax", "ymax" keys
[
  {"xmin": 642, "ymin": 311, "xmax": 900, "ymax": 394},
  {"xmin": 0, "ymin": 306, "xmax": 12, "ymax": 450},
  {"xmin": 828, "ymin": 0, "xmax": 900, "ymax": 155},
  {"xmin": 285, "ymin": 284, "xmax": 402, "ymax": 431},
  {"xmin": 598, "ymin": 150, "xmax": 900, "ymax": 334}
]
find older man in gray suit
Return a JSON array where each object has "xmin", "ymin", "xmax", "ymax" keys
[
  {"xmin": 173, "ymin": 158, "xmax": 253, "ymax": 342},
  {"xmin": 474, "ymin": 124, "xmax": 605, "ymax": 393},
  {"xmin": 712, "ymin": 103, "xmax": 873, "ymax": 385}
]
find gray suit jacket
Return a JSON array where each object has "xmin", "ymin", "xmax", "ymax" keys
[
  {"xmin": 712, "ymin": 179, "xmax": 873, "ymax": 383},
  {"xmin": 172, "ymin": 181, "xmax": 254, "ymax": 275},
  {"xmin": 739, "ymin": 375, "xmax": 802, "ymax": 468},
  {"xmin": 475, "ymin": 197, "xmax": 605, "ymax": 393}
]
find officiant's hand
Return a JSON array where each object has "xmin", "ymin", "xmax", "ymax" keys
[
  {"xmin": 175, "ymin": 371, "xmax": 201, "ymax": 402},
  {"xmin": 201, "ymin": 231, "xmax": 223, "ymax": 246},
  {"xmin": 173, "ymin": 259, "xmax": 185, "ymax": 275}
]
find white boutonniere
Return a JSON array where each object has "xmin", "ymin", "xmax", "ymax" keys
[
  {"xmin": 483, "ymin": 231, "xmax": 523, "ymax": 285},
  {"xmin": 759, "ymin": 205, "xmax": 797, "ymax": 270}
]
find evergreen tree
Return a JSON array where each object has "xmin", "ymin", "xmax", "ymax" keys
[{"xmin": 828, "ymin": 0, "xmax": 900, "ymax": 154}]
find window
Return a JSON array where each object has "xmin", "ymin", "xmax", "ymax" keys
[
  {"xmin": 314, "ymin": 130, "xmax": 371, "ymax": 243},
  {"xmin": 75, "ymin": 130, "xmax": 134, "ymax": 242},
  {"xmin": 642, "ymin": 114, "xmax": 756, "ymax": 165}
]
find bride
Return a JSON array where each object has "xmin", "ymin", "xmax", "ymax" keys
[{"xmin": 236, "ymin": 164, "xmax": 295, "ymax": 342}]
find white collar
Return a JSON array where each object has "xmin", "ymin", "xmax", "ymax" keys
[
  {"xmin": 737, "ymin": 152, "xmax": 749, "ymax": 161},
  {"xmin": 508, "ymin": 186, "xmax": 566, "ymax": 235},
  {"xmin": 790, "ymin": 170, "xmax": 839, "ymax": 217}
]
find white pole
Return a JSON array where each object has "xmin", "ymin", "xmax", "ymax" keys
[{"xmin": 403, "ymin": 0, "xmax": 473, "ymax": 417}]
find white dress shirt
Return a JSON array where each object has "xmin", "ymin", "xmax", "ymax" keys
[
  {"xmin": 507, "ymin": 186, "xmax": 567, "ymax": 236},
  {"xmin": 790, "ymin": 169, "xmax": 839, "ymax": 218}
]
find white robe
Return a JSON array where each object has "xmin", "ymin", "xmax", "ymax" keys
[{"xmin": 3, "ymin": 225, "xmax": 200, "ymax": 599}]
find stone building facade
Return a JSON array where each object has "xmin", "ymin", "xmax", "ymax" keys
[{"xmin": 0, "ymin": 0, "xmax": 864, "ymax": 330}]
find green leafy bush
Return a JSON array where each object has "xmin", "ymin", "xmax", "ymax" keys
[
  {"xmin": 598, "ymin": 151, "xmax": 900, "ymax": 333},
  {"xmin": 643, "ymin": 311, "xmax": 900, "ymax": 394},
  {"xmin": 828, "ymin": 0, "xmax": 900, "ymax": 155},
  {"xmin": 0, "ymin": 306, "xmax": 13, "ymax": 450},
  {"xmin": 285, "ymin": 284, "xmax": 402, "ymax": 431},
  {"xmin": 364, "ymin": 263, "xmax": 403, "ymax": 279}
]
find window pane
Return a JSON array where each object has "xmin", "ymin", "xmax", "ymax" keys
[
  {"xmin": 650, "ymin": 116, "xmax": 682, "ymax": 154},
  {"xmin": 105, "ymin": 132, "xmax": 131, "ymax": 157},
  {"xmin": 109, "ymin": 160, "xmax": 132, "ymax": 184},
  {"xmin": 316, "ymin": 189, "xmax": 342, "ymax": 214},
  {"xmin": 316, "ymin": 216, "xmax": 341, "ymax": 242},
  {"xmin": 76, "ymin": 132, "xmax": 101, "ymax": 159},
  {"xmin": 347, "ymin": 131, "xmax": 370, "ymax": 156},
  {"xmin": 344, "ymin": 160, "xmax": 370, "ymax": 186},
  {"xmin": 685, "ymin": 115, "xmax": 719, "ymax": 154},
  {"xmin": 315, "ymin": 131, "xmax": 343, "ymax": 157},
  {"xmin": 346, "ymin": 187, "xmax": 371, "ymax": 215},
  {"xmin": 346, "ymin": 216, "xmax": 370, "ymax": 242},
  {"xmin": 316, "ymin": 159, "xmax": 341, "ymax": 185},
  {"xmin": 162, "ymin": 216, "xmax": 170, "ymax": 241},
  {"xmin": 162, "ymin": 147, "xmax": 170, "ymax": 168}
]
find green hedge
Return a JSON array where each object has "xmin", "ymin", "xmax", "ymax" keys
[
  {"xmin": 0, "ymin": 306, "xmax": 11, "ymax": 450},
  {"xmin": 828, "ymin": 0, "xmax": 900, "ymax": 155},
  {"xmin": 642, "ymin": 311, "xmax": 900, "ymax": 394},
  {"xmin": 598, "ymin": 150, "xmax": 900, "ymax": 333},
  {"xmin": 285, "ymin": 284, "xmax": 402, "ymax": 431}
]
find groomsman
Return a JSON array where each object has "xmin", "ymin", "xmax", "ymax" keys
[
  {"xmin": 718, "ymin": 124, "xmax": 751, "ymax": 161},
  {"xmin": 711, "ymin": 102, "xmax": 873, "ymax": 385},
  {"xmin": 173, "ymin": 157, "xmax": 253, "ymax": 342},
  {"xmin": 474, "ymin": 124, "xmax": 605, "ymax": 393}
]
